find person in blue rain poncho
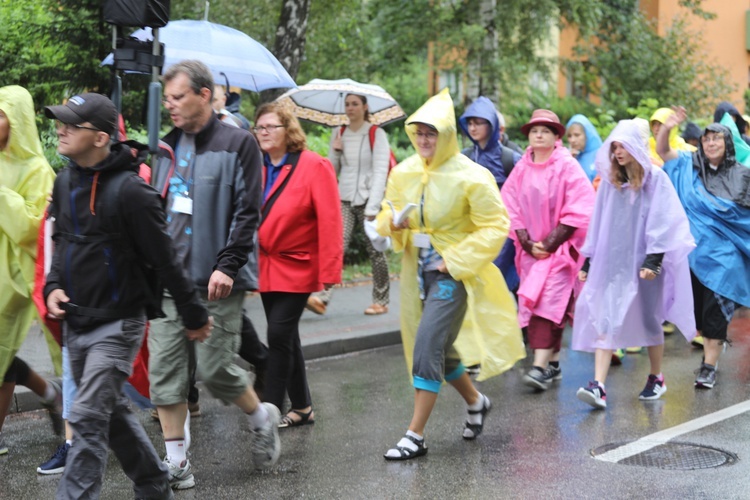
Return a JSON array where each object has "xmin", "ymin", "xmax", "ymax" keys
[
  {"xmin": 565, "ymin": 114, "xmax": 603, "ymax": 183},
  {"xmin": 657, "ymin": 106, "xmax": 750, "ymax": 390}
]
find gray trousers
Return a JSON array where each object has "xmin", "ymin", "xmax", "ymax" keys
[
  {"xmin": 57, "ymin": 317, "xmax": 171, "ymax": 500},
  {"xmin": 412, "ymin": 271, "xmax": 468, "ymax": 393}
]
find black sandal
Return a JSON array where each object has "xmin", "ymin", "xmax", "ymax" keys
[
  {"xmin": 278, "ymin": 409, "xmax": 315, "ymax": 428},
  {"xmin": 383, "ymin": 434, "xmax": 428, "ymax": 461},
  {"xmin": 463, "ymin": 395, "xmax": 491, "ymax": 440}
]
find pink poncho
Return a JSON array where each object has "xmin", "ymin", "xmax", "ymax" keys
[
  {"xmin": 571, "ymin": 121, "xmax": 696, "ymax": 351},
  {"xmin": 503, "ymin": 142, "xmax": 595, "ymax": 327}
]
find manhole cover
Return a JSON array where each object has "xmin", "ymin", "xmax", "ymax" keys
[{"xmin": 591, "ymin": 441, "xmax": 738, "ymax": 470}]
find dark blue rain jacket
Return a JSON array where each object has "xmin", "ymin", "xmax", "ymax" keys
[{"xmin": 459, "ymin": 97, "xmax": 520, "ymax": 190}]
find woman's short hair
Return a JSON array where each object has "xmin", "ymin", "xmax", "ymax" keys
[
  {"xmin": 254, "ymin": 102, "xmax": 307, "ymax": 153},
  {"xmin": 346, "ymin": 93, "xmax": 370, "ymax": 122}
]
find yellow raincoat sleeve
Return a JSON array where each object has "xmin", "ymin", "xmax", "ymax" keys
[
  {"xmin": 376, "ymin": 162, "xmax": 415, "ymax": 252},
  {"xmin": 441, "ymin": 166, "xmax": 508, "ymax": 281},
  {"xmin": 0, "ymin": 169, "xmax": 52, "ymax": 253}
]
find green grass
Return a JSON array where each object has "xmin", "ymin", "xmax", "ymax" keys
[{"xmin": 342, "ymin": 250, "xmax": 401, "ymax": 282}]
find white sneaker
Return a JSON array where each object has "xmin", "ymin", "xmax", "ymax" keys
[
  {"xmin": 164, "ymin": 457, "xmax": 195, "ymax": 490},
  {"xmin": 0, "ymin": 432, "xmax": 8, "ymax": 455},
  {"xmin": 250, "ymin": 403, "xmax": 281, "ymax": 469}
]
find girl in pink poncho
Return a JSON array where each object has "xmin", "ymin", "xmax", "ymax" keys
[
  {"xmin": 572, "ymin": 120, "xmax": 695, "ymax": 410},
  {"xmin": 503, "ymin": 109, "xmax": 595, "ymax": 391}
]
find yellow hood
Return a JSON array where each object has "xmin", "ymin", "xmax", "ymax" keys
[
  {"xmin": 405, "ymin": 88, "xmax": 460, "ymax": 169},
  {"xmin": 0, "ymin": 86, "xmax": 47, "ymax": 171},
  {"xmin": 648, "ymin": 108, "xmax": 696, "ymax": 161}
]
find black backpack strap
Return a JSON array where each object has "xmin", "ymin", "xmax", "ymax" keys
[
  {"xmin": 61, "ymin": 302, "xmax": 144, "ymax": 319},
  {"xmin": 260, "ymin": 152, "xmax": 301, "ymax": 224},
  {"xmin": 501, "ymin": 146, "xmax": 515, "ymax": 177}
]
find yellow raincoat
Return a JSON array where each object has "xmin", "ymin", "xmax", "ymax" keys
[
  {"xmin": 648, "ymin": 108, "xmax": 696, "ymax": 165},
  {"xmin": 376, "ymin": 89, "xmax": 524, "ymax": 382},
  {"xmin": 0, "ymin": 86, "xmax": 57, "ymax": 384}
]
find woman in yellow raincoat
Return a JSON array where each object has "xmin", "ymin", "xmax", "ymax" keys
[
  {"xmin": 376, "ymin": 89, "xmax": 524, "ymax": 460},
  {"xmin": 0, "ymin": 86, "xmax": 60, "ymax": 454}
]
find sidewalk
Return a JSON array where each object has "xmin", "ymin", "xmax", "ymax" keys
[{"xmin": 10, "ymin": 279, "xmax": 402, "ymax": 414}]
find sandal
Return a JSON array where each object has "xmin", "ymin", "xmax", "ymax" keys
[
  {"xmin": 383, "ymin": 434, "xmax": 428, "ymax": 461},
  {"xmin": 463, "ymin": 395, "xmax": 491, "ymax": 440},
  {"xmin": 364, "ymin": 304, "xmax": 388, "ymax": 315},
  {"xmin": 278, "ymin": 409, "xmax": 315, "ymax": 428}
]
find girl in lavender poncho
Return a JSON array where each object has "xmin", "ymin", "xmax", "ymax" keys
[{"xmin": 572, "ymin": 120, "xmax": 696, "ymax": 410}]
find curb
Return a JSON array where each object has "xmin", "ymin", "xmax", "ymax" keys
[{"xmin": 10, "ymin": 330, "xmax": 402, "ymax": 415}]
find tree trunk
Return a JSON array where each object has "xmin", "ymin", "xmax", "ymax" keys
[{"xmin": 260, "ymin": 0, "xmax": 311, "ymax": 103}]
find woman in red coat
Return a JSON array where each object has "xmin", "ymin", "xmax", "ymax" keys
[{"xmin": 254, "ymin": 102, "xmax": 343, "ymax": 427}]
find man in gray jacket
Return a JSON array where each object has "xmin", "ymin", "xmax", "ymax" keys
[{"xmin": 149, "ymin": 60, "xmax": 279, "ymax": 490}]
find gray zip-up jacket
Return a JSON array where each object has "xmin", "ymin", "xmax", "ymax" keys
[
  {"xmin": 328, "ymin": 122, "xmax": 389, "ymax": 216},
  {"xmin": 152, "ymin": 114, "xmax": 262, "ymax": 291}
]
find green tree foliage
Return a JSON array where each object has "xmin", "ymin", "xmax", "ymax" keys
[
  {"xmin": 0, "ymin": 0, "xmax": 110, "ymax": 108},
  {"xmin": 564, "ymin": 0, "xmax": 732, "ymax": 116}
]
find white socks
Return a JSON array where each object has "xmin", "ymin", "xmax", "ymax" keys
[
  {"xmin": 247, "ymin": 402, "xmax": 269, "ymax": 430},
  {"xmin": 397, "ymin": 430, "xmax": 423, "ymax": 451},
  {"xmin": 467, "ymin": 394, "xmax": 487, "ymax": 425},
  {"xmin": 165, "ymin": 439, "xmax": 187, "ymax": 464}
]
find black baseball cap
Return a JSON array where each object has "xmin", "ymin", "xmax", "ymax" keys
[{"xmin": 44, "ymin": 93, "xmax": 117, "ymax": 135}]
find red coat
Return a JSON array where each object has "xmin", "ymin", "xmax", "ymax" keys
[{"xmin": 258, "ymin": 150, "xmax": 343, "ymax": 293}]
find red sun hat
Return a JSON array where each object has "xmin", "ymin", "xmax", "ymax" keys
[{"xmin": 521, "ymin": 109, "xmax": 566, "ymax": 137}]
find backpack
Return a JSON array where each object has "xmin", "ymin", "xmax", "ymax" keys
[
  {"xmin": 339, "ymin": 124, "xmax": 398, "ymax": 172},
  {"xmin": 53, "ymin": 167, "xmax": 164, "ymax": 321},
  {"xmin": 499, "ymin": 145, "xmax": 516, "ymax": 178}
]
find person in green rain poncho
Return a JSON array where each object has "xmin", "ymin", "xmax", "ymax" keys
[
  {"xmin": 0, "ymin": 86, "xmax": 61, "ymax": 455},
  {"xmin": 376, "ymin": 89, "xmax": 524, "ymax": 460}
]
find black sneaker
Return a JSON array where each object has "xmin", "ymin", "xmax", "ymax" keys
[
  {"xmin": 523, "ymin": 367, "xmax": 553, "ymax": 391},
  {"xmin": 37, "ymin": 442, "xmax": 70, "ymax": 475},
  {"xmin": 638, "ymin": 374, "xmax": 667, "ymax": 400},
  {"xmin": 547, "ymin": 364, "xmax": 562, "ymax": 381},
  {"xmin": 577, "ymin": 381, "xmax": 607, "ymax": 409},
  {"xmin": 694, "ymin": 363, "xmax": 716, "ymax": 389}
]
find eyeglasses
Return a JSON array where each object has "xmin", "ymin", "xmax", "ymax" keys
[
  {"xmin": 253, "ymin": 125, "xmax": 285, "ymax": 134},
  {"xmin": 162, "ymin": 92, "xmax": 187, "ymax": 106},
  {"xmin": 701, "ymin": 134, "xmax": 724, "ymax": 144},
  {"xmin": 55, "ymin": 121, "xmax": 101, "ymax": 133},
  {"xmin": 415, "ymin": 131, "xmax": 438, "ymax": 140}
]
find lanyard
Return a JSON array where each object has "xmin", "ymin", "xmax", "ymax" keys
[{"xmin": 174, "ymin": 133, "xmax": 196, "ymax": 196}]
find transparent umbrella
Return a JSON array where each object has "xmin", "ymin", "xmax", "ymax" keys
[{"xmin": 102, "ymin": 20, "xmax": 296, "ymax": 92}]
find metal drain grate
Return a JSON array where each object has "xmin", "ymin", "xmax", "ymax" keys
[{"xmin": 591, "ymin": 441, "xmax": 738, "ymax": 470}]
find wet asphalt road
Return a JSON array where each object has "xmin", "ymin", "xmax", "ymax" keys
[{"xmin": 2, "ymin": 313, "xmax": 750, "ymax": 499}]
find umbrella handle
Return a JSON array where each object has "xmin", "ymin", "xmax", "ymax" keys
[{"xmin": 219, "ymin": 72, "xmax": 231, "ymax": 98}]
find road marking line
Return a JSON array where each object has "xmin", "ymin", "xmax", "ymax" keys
[{"xmin": 595, "ymin": 400, "xmax": 750, "ymax": 463}]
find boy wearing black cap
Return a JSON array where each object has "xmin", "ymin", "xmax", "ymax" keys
[{"xmin": 44, "ymin": 93, "xmax": 212, "ymax": 499}]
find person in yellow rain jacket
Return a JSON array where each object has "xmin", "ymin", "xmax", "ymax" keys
[
  {"xmin": 0, "ymin": 86, "xmax": 60, "ymax": 454},
  {"xmin": 648, "ymin": 107, "xmax": 696, "ymax": 166},
  {"xmin": 376, "ymin": 89, "xmax": 524, "ymax": 461}
]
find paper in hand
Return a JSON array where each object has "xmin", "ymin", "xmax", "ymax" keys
[{"xmin": 386, "ymin": 201, "xmax": 418, "ymax": 226}]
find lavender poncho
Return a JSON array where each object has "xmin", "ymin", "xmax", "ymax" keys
[{"xmin": 571, "ymin": 121, "xmax": 696, "ymax": 351}]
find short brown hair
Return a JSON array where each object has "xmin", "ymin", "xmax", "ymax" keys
[
  {"xmin": 163, "ymin": 60, "xmax": 214, "ymax": 98},
  {"xmin": 254, "ymin": 102, "xmax": 307, "ymax": 153}
]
